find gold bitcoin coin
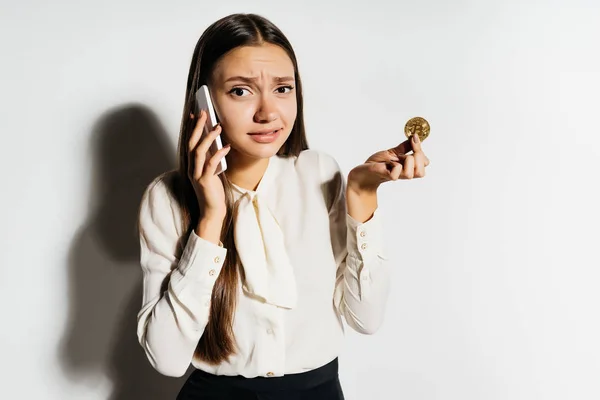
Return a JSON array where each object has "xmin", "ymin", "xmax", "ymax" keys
[{"xmin": 404, "ymin": 117, "xmax": 430, "ymax": 142}]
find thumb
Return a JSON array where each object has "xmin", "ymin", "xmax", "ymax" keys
[{"xmin": 411, "ymin": 133, "xmax": 422, "ymax": 153}]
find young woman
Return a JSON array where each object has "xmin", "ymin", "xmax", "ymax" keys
[{"xmin": 136, "ymin": 13, "xmax": 429, "ymax": 400}]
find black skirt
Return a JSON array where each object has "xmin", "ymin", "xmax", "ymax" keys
[{"xmin": 176, "ymin": 357, "xmax": 345, "ymax": 400}]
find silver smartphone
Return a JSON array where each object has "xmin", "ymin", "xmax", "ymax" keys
[{"xmin": 195, "ymin": 85, "xmax": 227, "ymax": 175}]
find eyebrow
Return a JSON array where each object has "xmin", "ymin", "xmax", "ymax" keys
[{"xmin": 223, "ymin": 75, "xmax": 295, "ymax": 84}]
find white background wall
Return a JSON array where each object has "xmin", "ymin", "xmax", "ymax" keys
[{"xmin": 1, "ymin": 0, "xmax": 599, "ymax": 399}]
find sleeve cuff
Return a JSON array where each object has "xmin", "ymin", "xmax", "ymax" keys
[
  {"xmin": 346, "ymin": 208, "xmax": 386, "ymax": 261},
  {"xmin": 176, "ymin": 230, "xmax": 228, "ymax": 282}
]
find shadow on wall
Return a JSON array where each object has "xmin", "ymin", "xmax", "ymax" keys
[{"xmin": 58, "ymin": 104, "xmax": 190, "ymax": 399}]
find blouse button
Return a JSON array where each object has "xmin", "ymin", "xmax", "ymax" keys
[
  {"xmin": 209, "ymin": 269, "xmax": 216, "ymax": 276},
  {"xmin": 360, "ymin": 230, "xmax": 366, "ymax": 237},
  {"xmin": 361, "ymin": 243, "xmax": 368, "ymax": 250},
  {"xmin": 214, "ymin": 256, "xmax": 220, "ymax": 263},
  {"xmin": 266, "ymin": 372, "xmax": 274, "ymax": 377}
]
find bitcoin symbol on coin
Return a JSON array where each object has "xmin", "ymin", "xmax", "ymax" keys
[{"xmin": 404, "ymin": 117, "xmax": 430, "ymax": 142}]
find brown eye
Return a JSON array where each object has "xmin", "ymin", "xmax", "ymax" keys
[
  {"xmin": 229, "ymin": 88, "xmax": 250, "ymax": 97},
  {"xmin": 276, "ymin": 86, "xmax": 293, "ymax": 94}
]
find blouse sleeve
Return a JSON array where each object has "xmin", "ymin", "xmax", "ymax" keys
[
  {"xmin": 319, "ymin": 153, "xmax": 392, "ymax": 335},
  {"xmin": 136, "ymin": 176, "xmax": 227, "ymax": 377}
]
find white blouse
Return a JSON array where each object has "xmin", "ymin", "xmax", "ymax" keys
[{"xmin": 136, "ymin": 149, "xmax": 391, "ymax": 378}]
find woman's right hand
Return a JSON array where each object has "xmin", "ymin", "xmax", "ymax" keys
[{"xmin": 188, "ymin": 110, "xmax": 231, "ymax": 221}]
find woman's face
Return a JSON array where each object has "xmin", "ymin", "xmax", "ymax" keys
[{"xmin": 209, "ymin": 43, "xmax": 297, "ymax": 161}]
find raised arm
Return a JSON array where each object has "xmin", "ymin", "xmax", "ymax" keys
[{"xmin": 136, "ymin": 177, "xmax": 226, "ymax": 376}]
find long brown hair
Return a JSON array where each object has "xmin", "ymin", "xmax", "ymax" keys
[{"xmin": 172, "ymin": 13, "xmax": 309, "ymax": 364}]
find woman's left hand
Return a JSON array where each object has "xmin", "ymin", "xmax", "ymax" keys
[{"xmin": 347, "ymin": 133, "xmax": 430, "ymax": 193}]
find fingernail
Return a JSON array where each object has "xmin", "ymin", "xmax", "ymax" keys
[{"xmin": 413, "ymin": 134, "xmax": 419, "ymax": 143}]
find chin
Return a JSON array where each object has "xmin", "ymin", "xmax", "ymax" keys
[{"xmin": 247, "ymin": 144, "xmax": 283, "ymax": 159}]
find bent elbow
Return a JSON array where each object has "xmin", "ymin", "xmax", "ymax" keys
[
  {"xmin": 345, "ymin": 307, "xmax": 385, "ymax": 335},
  {"xmin": 340, "ymin": 298, "xmax": 386, "ymax": 335},
  {"xmin": 353, "ymin": 318, "xmax": 384, "ymax": 335},
  {"xmin": 152, "ymin": 360, "xmax": 189, "ymax": 378},
  {"xmin": 140, "ymin": 338, "xmax": 190, "ymax": 378}
]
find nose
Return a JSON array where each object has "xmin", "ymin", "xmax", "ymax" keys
[{"xmin": 254, "ymin": 94, "xmax": 279, "ymax": 123}]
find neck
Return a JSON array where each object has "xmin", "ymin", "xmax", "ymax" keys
[{"xmin": 225, "ymin": 149, "xmax": 271, "ymax": 191}]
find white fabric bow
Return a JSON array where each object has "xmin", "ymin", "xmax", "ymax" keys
[{"xmin": 233, "ymin": 191, "xmax": 297, "ymax": 309}]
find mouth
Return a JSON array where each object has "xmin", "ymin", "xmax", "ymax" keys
[
  {"xmin": 247, "ymin": 128, "xmax": 282, "ymax": 143},
  {"xmin": 248, "ymin": 128, "xmax": 282, "ymax": 136}
]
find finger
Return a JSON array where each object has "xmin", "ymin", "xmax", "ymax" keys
[
  {"xmin": 204, "ymin": 144, "xmax": 232, "ymax": 176},
  {"xmin": 188, "ymin": 110, "xmax": 208, "ymax": 154},
  {"xmin": 412, "ymin": 135, "xmax": 431, "ymax": 169},
  {"xmin": 193, "ymin": 124, "xmax": 223, "ymax": 180},
  {"xmin": 384, "ymin": 150, "xmax": 407, "ymax": 163},
  {"xmin": 391, "ymin": 139, "xmax": 412, "ymax": 156},
  {"xmin": 188, "ymin": 110, "xmax": 209, "ymax": 179},
  {"xmin": 187, "ymin": 112, "xmax": 204, "ymax": 179},
  {"xmin": 410, "ymin": 133, "xmax": 423, "ymax": 154},
  {"xmin": 197, "ymin": 123, "xmax": 223, "ymax": 156},
  {"xmin": 400, "ymin": 155, "xmax": 415, "ymax": 179},
  {"xmin": 388, "ymin": 161, "xmax": 403, "ymax": 181},
  {"xmin": 413, "ymin": 152, "xmax": 427, "ymax": 178},
  {"xmin": 193, "ymin": 144, "xmax": 208, "ymax": 180}
]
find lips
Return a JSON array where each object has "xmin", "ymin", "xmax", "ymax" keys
[
  {"xmin": 249, "ymin": 128, "xmax": 281, "ymax": 135},
  {"xmin": 248, "ymin": 128, "xmax": 281, "ymax": 143}
]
